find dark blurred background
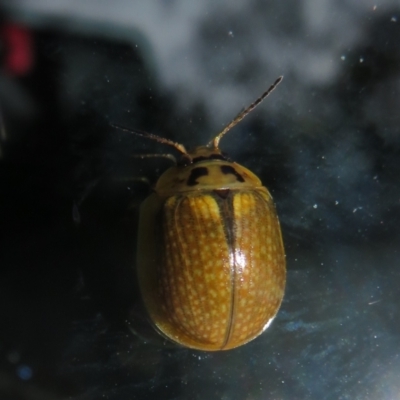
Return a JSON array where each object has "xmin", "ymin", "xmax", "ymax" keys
[{"xmin": 0, "ymin": 1, "xmax": 399, "ymax": 399}]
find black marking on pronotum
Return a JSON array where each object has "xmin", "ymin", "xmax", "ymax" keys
[
  {"xmin": 187, "ymin": 167, "xmax": 209, "ymax": 186},
  {"xmin": 220, "ymin": 165, "xmax": 245, "ymax": 182}
]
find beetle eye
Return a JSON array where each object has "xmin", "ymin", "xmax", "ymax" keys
[
  {"xmin": 220, "ymin": 152, "xmax": 231, "ymax": 162},
  {"xmin": 177, "ymin": 155, "xmax": 192, "ymax": 167}
]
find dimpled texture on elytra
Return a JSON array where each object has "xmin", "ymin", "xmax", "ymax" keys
[{"xmin": 157, "ymin": 188, "xmax": 285, "ymax": 350}]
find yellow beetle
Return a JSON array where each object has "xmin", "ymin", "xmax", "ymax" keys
[{"xmin": 117, "ymin": 76, "xmax": 285, "ymax": 351}]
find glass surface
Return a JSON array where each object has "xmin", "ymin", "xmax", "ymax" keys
[{"xmin": 0, "ymin": 1, "xmax": 399, "ymax": 399}]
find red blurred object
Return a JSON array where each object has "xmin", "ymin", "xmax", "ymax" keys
[{"xmin": 2, "ymin": 24, "xmax": 34, "ymax": 76}]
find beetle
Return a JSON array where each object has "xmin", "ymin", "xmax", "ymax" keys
[{"xmin": 115, "ymin": 76, "xmax": 286, "ymax": 351}]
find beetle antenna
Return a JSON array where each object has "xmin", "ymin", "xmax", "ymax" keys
[
  {"xmin": 209, "ymin": 76, "xmax": 283, "ymax": 149},
  {"xmin": 111, "ymin": 124, "xmax": 189, "ymax": 157}
]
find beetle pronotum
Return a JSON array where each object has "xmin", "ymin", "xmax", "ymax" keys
[{"xmin": 115, "ymin": 76, "xmax": 286, "ymax": 351}]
